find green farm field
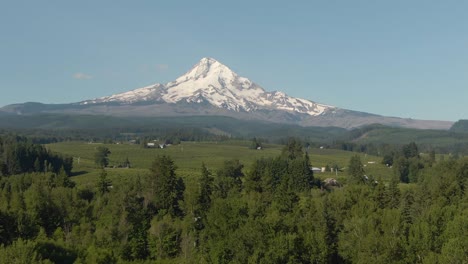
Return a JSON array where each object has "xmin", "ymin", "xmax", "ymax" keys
[{"xmin": 46, "ymin": 140, "xmax": 393, "ymax": 186}]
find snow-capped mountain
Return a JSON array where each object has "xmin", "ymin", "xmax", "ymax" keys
[
  {"xmin": 82, "ymin": 58, "xmax": 332, "ymax": 116},
  {"xmin": 0, "ymin": 58, "xmax": 454, "ymax": 130}
]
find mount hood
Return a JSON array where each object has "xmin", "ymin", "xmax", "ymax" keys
[
  {"xmin": 0, "ymin": 58, "xmax": 453, "ymax": 130},
  {"xmin": 82, "ymin": 57, "xmax": 332, "ymax": 117}
]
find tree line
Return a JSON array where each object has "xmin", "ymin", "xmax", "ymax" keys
[
  {"xmin": 0, "ymin": 139, "xmax": 466, "ymax": 263},
  {"xmin": 0, "ymin": 135, "xmax": 73, "ymax": 177}
]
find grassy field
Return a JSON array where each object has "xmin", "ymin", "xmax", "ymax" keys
[{"xmin": 46, "ymin": 140, "xmax": 394, "ymax": 187}]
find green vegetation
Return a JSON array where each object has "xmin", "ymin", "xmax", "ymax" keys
[
  {"xmin": 0, "ymin": 135, "xmax": 73, "ymax": 177},
  {"xmin": 3, "ymin": 115, "xmax": 468, "ymax": 159},
  {"xmin": 0, "ymin": 114, "xmax": 346, "ymax": 143},
  {"xmin": 94, "ymin": 146, "xmax": 111, "ymax": 168},
  {"xmin": 450, "ymin": 119, "xmax": 468, "ymax": 132},
  {"xmin": 347, "ymin": 155, "xmax": 365, "ymax": 184},
  {"xmin": 0, "ymin": 135, "xmax": 467, "ymax": 263},
  {"xmin": 44, "ymin": 140, "xmax": 392, "ymax": 187},
  {"xmin": 2, "ymin": 114, "xmax": 468, "ymax": 157},
  {"xmin": 338, "ymin": 123, "xmax": 468, "ymax": 155}
]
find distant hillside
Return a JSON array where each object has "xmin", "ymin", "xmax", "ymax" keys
[
  {"xmin": 450, "ymin": 120, "xmax": 468, "ymax": 132},
  {"xmin": 342, "ymin": 124, "xmax": 468, "ymax": 154},
  {"xmin": 0, "ymin": 114, "xmax": 346, "ymax": 142},
  {"xmin": 0, "ymin": 110, "xmax": 12, "ymax": 116}
]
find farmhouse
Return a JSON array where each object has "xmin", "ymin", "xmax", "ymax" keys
[{"xmin": 311, "ymin": 167, "xmax": 322, "ymax": 173}]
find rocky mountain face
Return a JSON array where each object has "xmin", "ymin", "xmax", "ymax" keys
[
  {"xmin": 0, "ymin": 58, "xmax": 453, "ymax": 130},
  {"xmin": 82, "ymin": 58, "xmax": 332, "ymax": 116}
]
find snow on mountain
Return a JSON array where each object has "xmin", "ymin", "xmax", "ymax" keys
[{"xmin": 81, "ymin": 57, "xmax": 333, "ymax": 116}]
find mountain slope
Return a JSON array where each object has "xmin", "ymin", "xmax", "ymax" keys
[
  {"xmin": 450, "ymin": 120, "xmax": 468, "ymax": 132},
  {"xmin": 0, "ymin": 58, "xmax": 454, "ymax": 130},
  {"xmin": 82, "ymin": 58, "xmax": 331, "ymax": 116}
]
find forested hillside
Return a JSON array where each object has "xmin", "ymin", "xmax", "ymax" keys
[
  {"xmin": 450, "ymin": 119, "xmax": 468, "ymax": 132},
  {"xmin": 2, "ymin": 115, "xmax": 468, "ymax": 156},
  {"xmin": 0, "ymin": 135, "xmax": 73, "ymax": 177},
  {"xmin": 0, "ymin": 137, "xmax": 466, "ymax": 263}
]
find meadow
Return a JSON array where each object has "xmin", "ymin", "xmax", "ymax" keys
[{"xmin": 46, "ymin": 140, "xmax": 393, "ymax": 187}]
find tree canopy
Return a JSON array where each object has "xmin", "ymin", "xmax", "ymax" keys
[
  {"xmin": 0, "ymin": 139, "xmax": 466, "ymax": 263},
  {"xmin": 94, "ymin": 146, "xmax": 110, "ymax": 168}
]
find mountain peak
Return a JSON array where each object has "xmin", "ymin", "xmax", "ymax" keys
[
  {"xmin": 199, "ymin": 57, "xmax": 219, "ymax": 64},
  {"xmin": 176, "ymin": 57, "xmax": 235, "ymax": 82},
  {"xmin": 81, "ymin": 57, "xmax": 333, "ymax": 116}
]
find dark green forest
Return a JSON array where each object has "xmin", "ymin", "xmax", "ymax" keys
[
  {"xmin": 0, "ymin": 136, "xmax": 73, "ymax": 177},
  {"xmin": 450, "ymin": 119, "xmax": 468, "ymax": 133},
  {"xmin": 2, "ymin": 115, "xmax": 468, "ymax": 157},
  {"xmin": 0, "ymin": 114, "xmax": 345, "ymax": 144},
  {"xmin": 0, "ymin": 136, "xmax": 466, "ymax": 263}
]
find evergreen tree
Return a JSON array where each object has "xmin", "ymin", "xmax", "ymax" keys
[
  {"xmin": 0, "ymin": 210, "xmax": 17, "ymax": 245},
  {"xmin": 97, "ymin": 169, "xmax": 112, "ymax": 195},
  {"xmin": 245, "ymin": 159, "xmax": 266, "ymax": 193},
  {"xmin": 287, "ymin": 154, "xmax": 314, "ymax": 191},
  {"xmin": 123, "ymin": 192, "xmax": 150, "ymax": 260},
  {"xmin": 33, "ymin": 158, "xmax": 41, "ymax": 173},
  {"xmin": 214, "ymin": 159, "xmax": 244, "ymax": 198},
  {"xmin": 408, "ymin": 157, "xmax": 423, "ymax": 183},
  {"xmin": 386, "ymin": 176, "xmax": 401, "ymax": 209},
  {"xmin": 150, "ymin": 155, "xmax": 185, "ymax": 217},
  {"xmin": 403, "ymin": 142, "xmax": 419, "ymax": 159},
  {"xmin": 347, "ymin": 155, "xmax": 365, "ymax": 184},
  {"xmin": 381, "ymin": 153, "xmax": 394, "ymax": 166},
  {"xmin": 282, "ymin": 137, "xmax": 303, "ymax": 160},
  {"xmin": 373, "ymin": 178, "xmax": 387, "ymax": 209},
  {"xmin": 94, "ymin": 146, "xmax": 110, "ymax": 168},
  {"xmin": 196, "ymin": 163, "xmax": 214, "ymax": 215},
  {"xmin": 401, "ymin": 191, "xmax": 415, "ymax": 238},
  {"xmin": 393, "ymin": 155, "xmax": 410, "ymax": 183}
]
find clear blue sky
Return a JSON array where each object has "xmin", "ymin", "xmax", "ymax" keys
[{"xmin": 1, "ymin": 0, "xmax": 467, "ymax": 121}]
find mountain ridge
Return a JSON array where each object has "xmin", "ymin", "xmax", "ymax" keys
[
  {"xmin": 81, "ymin": 57, "xmax": 332, "ymax": 116},
  {"xmin": 0, "ymin": 58, "xmax": 454, "ymax": 130}
]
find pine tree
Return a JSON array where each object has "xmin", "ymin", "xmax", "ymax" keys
[
  {"xmin": 94, "ymin": 146, "xmax": 111, "ymax": 168},
  {"xmin": 386, "ymin": 176, "xmax": 401, "ymax": 209},
  {"xmin": 34, "ymin": 158, "xmax": 41, "ymax": 173},
  {"xmin": 282, "ymin": 137, "xmax": 303, "ymax": 160},
  {"xmin": 150, "ymin": 155, "xmax": 185, "ymax": 217},
  {"xmin": 347, "ymin": 155, "xmax": 365, "ymax": 184},
  {"xmin": 214, "ymin": 159, "xmax": 244, "ymax": 198},
  {"xmin": 197, "ymin": 163, "xmax": 213, "ymax": 215},
  {"xmin": 393, "ymin": 155, "xmax": 410, "ymax": 183},
  {"xmin": 245, "ymin": 159, "xmax": 265, "ymax": 193},
  {"xmin": 373, "ymin": 178, "xmax": 387, "ymax": 209},
  {"xmin": 97, "ymin": 169, "xmax": 112, "ymax": 195},
  {"xmin": 403, "ymin": 142, "xmax": 419, "ymax": 159}
]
